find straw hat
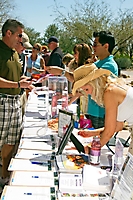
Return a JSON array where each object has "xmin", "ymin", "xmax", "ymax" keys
[{"xmin": 72, "ymin": 63, "xmax": 111, "ymax": 95}]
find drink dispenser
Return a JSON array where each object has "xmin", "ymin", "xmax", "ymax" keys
[{"xmin": 48, "ymin": 76, "xmax": 68, "ymax": 118}]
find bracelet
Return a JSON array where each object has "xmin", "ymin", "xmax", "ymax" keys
[{"xmin": 18, "ymin": 81, "xmax": 20, "ymax": 88}]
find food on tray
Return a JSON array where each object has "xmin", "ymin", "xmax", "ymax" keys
[
  {"xmin": 48, "ymin": 118, "xmax": 58, "ymax": 131},
  {"xmin": 65, "ymin": 154, "xmax": 89, "ymax": 169}
]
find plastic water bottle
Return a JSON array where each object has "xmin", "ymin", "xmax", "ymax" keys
[
  {"xmin": 90, "ymin": 136, "xmax": 101, "ymax": 165},
  {"xmin": 112, "ymin": 138, "xmax": 124, "ymax": 176}
]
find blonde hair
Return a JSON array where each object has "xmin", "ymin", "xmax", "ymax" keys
[
  {"xmin": 34, "ymin": 43, "xmax": 42, "ymax": 52},
  {"xmin": 89, "ymin": 74, "xmax": 126, "ymax": 107},
  {"xmin": 62, "ymin": 53, "xmax": 74, "ymax": 65}
]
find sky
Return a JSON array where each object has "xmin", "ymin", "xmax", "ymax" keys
[{"xmin": 13, "ymin": 0, "xmax": 133, "ymax": 36}]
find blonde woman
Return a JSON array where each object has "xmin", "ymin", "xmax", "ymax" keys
[{"xmin": 72, "ymin": 63, "xmax": 133, "ymax": 155}]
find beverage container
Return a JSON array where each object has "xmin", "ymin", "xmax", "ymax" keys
[
  {"xmin": 112, "ymin": 138, "xmax": 124, "ymax": 176},
  {"xmin": 76, "ymin": 99, "xmax": 80, "ymax": 122},
  {"xmin": 62, "ymin": 90, "xmax": 68, "ymax": 110},
  {"xmin": 90, "ymin": 136, "xmax": 101, "ymax": 165},
  {"xmin": 73, "ymin": 113, "xmax": 78, "ymax": 129},
  {"xmin": 51, "ymin": 92, "xmax": 58, "ymax": 118},
  {"xmin": 80, "ymin": 113, "xmax": 84, "ymax": 120},
  {"xmin": 48, "ymin": 76, "xmax": 68, "ymax": 118}
]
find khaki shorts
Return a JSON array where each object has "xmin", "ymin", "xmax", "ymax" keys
[
  {"xmin": 128, "ymin": 125, "xmax": 133, "ymax": 155},
  {"xmin": 20, "ymin": 91, "xmax": 27, "ymax": 118}
]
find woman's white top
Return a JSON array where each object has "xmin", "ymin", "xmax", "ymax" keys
[{"xmin": 117, "ymin": 87, "xmax": 133, "ymax": 125}]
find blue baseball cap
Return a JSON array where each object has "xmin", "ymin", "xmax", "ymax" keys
[{"xmin": 47, "ymin": 36, "xmax": 59, "ymax": 43}]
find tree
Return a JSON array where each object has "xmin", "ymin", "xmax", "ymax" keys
[
  {"xmin": 44, "ymin": 24, "xmax": 76, "ymax": 53},
  {"xmin": 0, "ymin": 0, "xmax": 15, "ymax": 30},
  {"xmin": 111, "ymin": 9, "xmax": 133, "ymax": 58},
  {"xmin": 24, "ymin": 27, "xmax": 44, "ymax": 45},
  {"xmin": 50, "ymin": 0, "xmax": 133, "ymax": 56},
  {"xmin": 43, "ymin": 24, "xmax": 59, "ymax": 44},
  {"xmin": 53, "ymin": 0, "xmax": 113, "ymax": 45}
]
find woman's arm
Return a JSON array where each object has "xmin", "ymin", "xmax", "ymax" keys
[
  {"xmin": 79, "ymin": 88, "xmax": 124, "ymax": 147},
  {"xmin": 98, "ymin": 89, "xmax": 123, "ymax": 147},
  {"xmin": 68, "ymin": 90, "xmax": 83, "ymax": 105},
  {"xmin": 40, "ymin": 57, "xmax": 46, "ymax": 71},
  {"xmin": 78, "ymin": 127, "xmax": 104, "ymax": 137},
  {"xmin": 46, "ymin": 66, "xmax": 74, "ymax": 82}
]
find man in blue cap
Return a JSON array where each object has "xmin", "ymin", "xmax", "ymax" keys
[{"xmin": 47, "ymin": 36, "xmax": 65, "ymax": 69}]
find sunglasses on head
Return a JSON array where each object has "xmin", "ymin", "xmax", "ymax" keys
[{"xmin": 33, "ymin": 46, "xmax": 39, "ymax": 51}]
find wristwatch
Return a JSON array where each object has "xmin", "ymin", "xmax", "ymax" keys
[
  {"xmin": 61, "ymin": 69, "xmax": 66, "ymax": 76},
  {"xmin": 18, "ymin": 81, "xmax": 20, "ymax": 88}
]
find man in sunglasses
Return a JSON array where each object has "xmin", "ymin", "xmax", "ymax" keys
[
  {"xmin": 86, "ymin": 31, "xmax": 118, "ymax": 129},
  {"xmin": 0, "ymin": 19, "xmax": 33, "ymax": 188}
]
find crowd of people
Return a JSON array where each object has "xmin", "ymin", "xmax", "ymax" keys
[
  {"xmin": 0, "ymin": 18, "xmax": 66, "ymax": 193},
  {"xmin": 0, "ymin": 18, "xmax": 133, "ymax": 195},
  {"xmin": 46, "ymin": 32, "xmax": 133, "ymax": 158}
]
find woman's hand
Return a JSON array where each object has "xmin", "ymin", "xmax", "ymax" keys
[
  {"xmin": 78, "ymin": 130, "xmax": 93, "ymax": 138},
  {"xmin": 46, "ymin": 66, "xmax": 62, "ymax": 75},
  {"xmin": 84, "ymin": 145, "xmax": 90, "ymax": 154}
]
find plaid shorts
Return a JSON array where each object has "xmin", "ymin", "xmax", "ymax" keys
[{"xmin": 0, "ymin": 94, "xmax": 22, "ymax": 148}]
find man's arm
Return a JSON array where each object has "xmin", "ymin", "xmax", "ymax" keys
[{"xmin": 0, "ymin": 77, "xmax": 32, "ymax": 89}]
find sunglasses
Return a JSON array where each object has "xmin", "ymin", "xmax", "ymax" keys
[
  {"xmin": 9, "ymin": 30, "xmax": 23, "ymax": 38},
  {"xmin": 33, "ymin": 46, "xmax": 39, "ymax": 51},
  {"xmin": 18, "ymin": 34, "xmax": 22, "ymax": 38},
  {"xmin": 92, "ymin": 43, "xmax": 105, "ymax": 47}
]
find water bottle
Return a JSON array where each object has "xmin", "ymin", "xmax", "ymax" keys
[
  {"xmin": 90, "ymin": 136, "xmax": 101, "ymax": 165},
  {"xmin": 112, "ymin": 138, "xmax": 124, "ymax": 176}
]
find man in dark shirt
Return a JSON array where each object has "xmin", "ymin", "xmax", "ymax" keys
[{"xmin": 47, "ymin": 36, "xmax": 65, "ymax": 69}]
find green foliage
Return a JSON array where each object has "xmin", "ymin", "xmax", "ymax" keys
[
  {"xmin": 43, "ymin": 24, "xmax": 59, "ymax": 44},
  {"xmin": 50, "ymin": 0, "xmax": 133, "ymax": 54},
  {"xmin": 0, "ymin": 0, "xmax": 15, "ymax": 30},
  {"xmin": 114, "ymin": 56, "xmax": 132, "ymax": 69},
  {"xmin": 24, "ymin": 27, "xmax": 44, "ymax": 45},
  {"xmin": 2, "ymin": 0, "xmax": 132, "ymax": 55}
]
